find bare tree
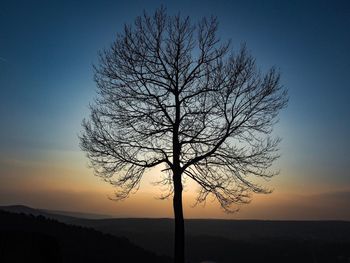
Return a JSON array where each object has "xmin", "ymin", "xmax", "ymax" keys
[{"xmin": 80, "ymin": 7, "xmax": 288, "ymax": 263}]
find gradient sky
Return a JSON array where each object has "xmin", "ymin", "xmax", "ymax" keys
[{"xmin": 1, "ymin": 0, "xmax": 350, "ymax": 219}]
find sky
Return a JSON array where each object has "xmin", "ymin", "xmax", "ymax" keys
[{"xmin": 0, "ymin": 0, "xmax": 349, "ymax": 220}]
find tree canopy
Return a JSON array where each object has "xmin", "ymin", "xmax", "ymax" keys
[{"xmin": 80, "ymin": 7, "xmax": 287, "ymax": 213}]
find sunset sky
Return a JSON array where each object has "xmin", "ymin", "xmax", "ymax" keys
[{"xmin": 1, "ymin": 0, "xmax": 349, "ymax": 220}]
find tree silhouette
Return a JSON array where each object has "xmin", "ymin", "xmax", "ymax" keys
[{"xmin": 80, "ymin": 7, "xmax": 288, "ymax": 263}]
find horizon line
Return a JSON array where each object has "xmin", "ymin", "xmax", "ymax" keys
[{"xmin": 1, "ymin": 204, "xmax": 350, "ymax": 222}]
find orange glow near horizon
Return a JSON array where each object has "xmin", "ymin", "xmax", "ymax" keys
[{"xmin": 1, "ymin": 149, "xmax": 350, "ymax": 220}]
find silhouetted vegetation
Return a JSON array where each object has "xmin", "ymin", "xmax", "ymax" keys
[
  {"xmin": 2, "ymin": 206, "xmax": 350, "ymax": 263},
  {"xmin": 0, "ymin": 210, "xmax": 171, "ymax": 263}
]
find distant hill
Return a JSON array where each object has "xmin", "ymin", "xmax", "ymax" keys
[
  {"xmin": 0, "ymin": 204, "xmax": 56, "ymax": 216},
  {"xmin": 0, "ymin": 210, "xmax": 171, "ymax": 263},
  {"xmin": 45, "ymin": 209, "xmax": 112, "ymax": 219},
  {"xmin": 2, "ymin": 205, "xmax": 350, "ymax": 263},
  {"xmin": 3, "ymin": 205, "xmax": 350, "ymax": 242},
  {"xmin": 73, "ymin": 217, "xmax": 350, "ymax": 263},
  {"xmin": 0, "ymin": 205, "xmax": 110, "ymax": 220}
]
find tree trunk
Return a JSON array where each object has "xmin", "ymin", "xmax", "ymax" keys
[{"xmin": 173, "ymin": 170, "xmax": 184, "ymax": 263}]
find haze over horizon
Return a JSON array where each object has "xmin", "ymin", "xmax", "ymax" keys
[{"xmin": 1, "ymin": 0, "xmax": 350, "ymax": 220}]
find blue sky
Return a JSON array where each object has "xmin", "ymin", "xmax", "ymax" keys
[{"xmin": 0, "ymin": 0, "xmax": 349, "ymax": 218}]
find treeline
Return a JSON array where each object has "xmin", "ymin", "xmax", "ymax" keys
[
  {"xmin": 0, "ymin": 210, "xmax": 171, "ymax": 263},
  {"xmin": 1, "ymin": 209, "xmax": 350, "ymax": 263}
]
